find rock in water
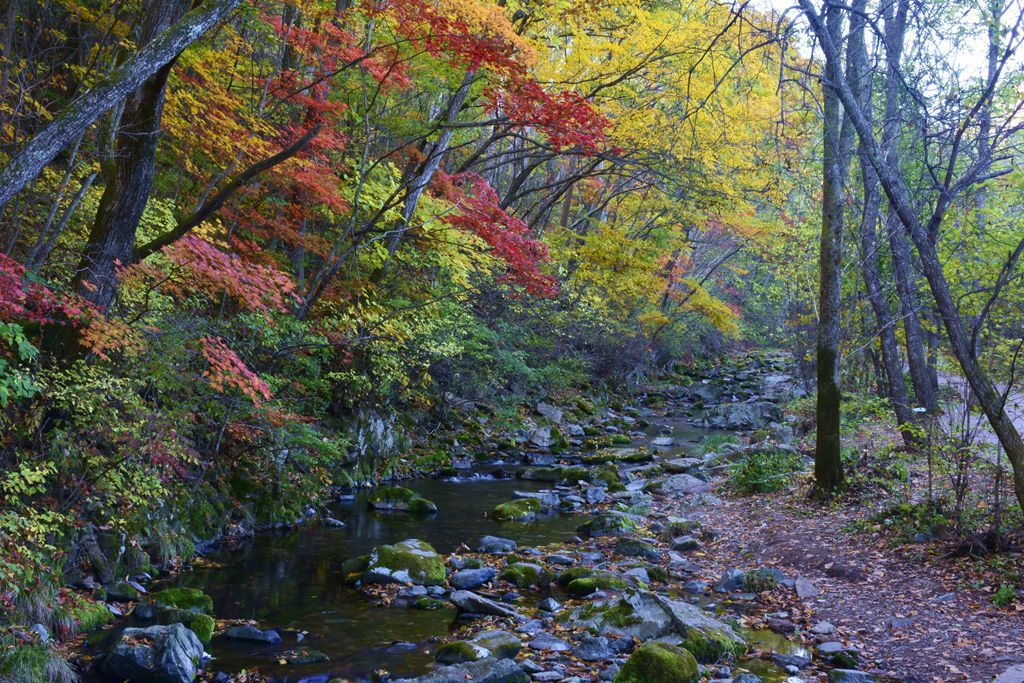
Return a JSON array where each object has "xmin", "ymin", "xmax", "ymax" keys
[
  {"xmin": 613, "ymin": 642, "xmax": 699, "ymax": 683},
  {"xmin": 225, "ymin": 625, "xmax": 282, "ymax": 644},
  {"xmin": 393, "ymin": 657, "xmax": 529, "ymax": 683},
  {"xmin": 367, "ymin": 486, "xmax": 438, "ymax": 513},
  {"xmin": 364, "ymin": 539, "xmax": 446, "ymax": 586},
  {"xmin": 828, "ymin": 671, "xmax": 876, "ymax": 683},
  {"xmin": 102, "ymin": 623, "xmax": 205, "ymax": 683},
  {"xmin": 658, "ymin": 474, "xmax": 711, "ymax": 495},
  {"xmin": 478, "ymin": 536, "xmax": 517, "ymax": 554}
]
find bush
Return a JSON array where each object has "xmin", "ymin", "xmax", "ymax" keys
[{"xmin": 728, "ymin": 449, "xmax": 803, "ymax": 494}]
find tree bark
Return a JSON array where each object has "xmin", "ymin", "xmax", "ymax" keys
[
  {"xmin": 879, "ymin": 0, "xmax": 937, "ymax": 413},
  {"xmin": 814, "ymin": 0, "xmax": 850, "ymax": 492},
  {"xmin": 0, "ymin": 0, "xmax": 242, "ymax": 211},
  {"xmin": 849, "ymin": 0, "xmax": 916, "ymax": 437},
  {"xmin": 797, "ymin": 0, "xmax": 1024, "ymax": 511},
  {"xmin": 72, "ymin": 0, "xmax": 192, "ymax": 310}
]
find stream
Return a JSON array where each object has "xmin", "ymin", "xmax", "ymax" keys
[{"xmin": 86, "ymin": 389, "xmax": 807, "ymax": 683}]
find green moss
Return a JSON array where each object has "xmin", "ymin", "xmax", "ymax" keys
[
  {"xmin": 435, "ymin": 640, "xmax": 487, "ymax": 664},
  {"xmin": 645, "ymin": 565, "xmax": 668, "ymax": 583},
  {"xmin": 566, "ymin": 575, "xmax": 627, "ymax": 596},
  {"xmin": 492, "ymin": 498, "xmax": 542, "ymax": 521},
  {"xmin": 148, "ymin": 587, "xmax": 213, "ymax": 613},
  {"xmin": 367, "ymin": 486, "xmax": 438, "ymax": 513},
  {"xmin": 556, "ymin": 566, "xmax": 595, "ymax": 587},
  {"xmin": 680, "ymin": 626, "xmax": 747, "ymax": 662},
  {"xmin": 599, "ymin": 598, "xmax": 642, "ymax": 627},
  {"xmin": 71, "ymin": 600, "xmax": 113, "ymax": 632},
  {"xmin": 501, "ymin": 562, "xmax": 549, "ymax": 589},
  {"xmin": 610, "ymin": 434, "xmax": 632, "ymax": 445},
  {"xmin": 520, "ymin": 466, "xmax": 590, "ymax": 483},
  {"xmin": 614, "ymin": 642, "xmax": 698, "ymax": 683},
  {"xmin": 341, "ymin": 554, "xmax": 370, "ymax": 584},
  {"xmin": 661, "ymin": 517, "xmax": 701, "ymax": 541},
  {"xmin": 368, "ymin": 539, "xmax": 446, "ymax": 586},
  {"xmin": 412, "ymin": 596, "xmax": 447, "ymax": 610},
  {"xmin": 743, "ymin": 568, "xmax": 780, "ymax": 593},
  {"xmin": 577, "ymin": 512, "xmax": 638, "ymax": 537}
]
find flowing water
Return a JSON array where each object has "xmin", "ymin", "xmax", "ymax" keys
[{"xmin": 85, "ymin": 412, "xmax": 798, "ymax": 682}]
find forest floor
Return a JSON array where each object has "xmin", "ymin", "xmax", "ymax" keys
[{"xmin": 656, "ymin": 438, "xmax": 1024, "ymax": 682}]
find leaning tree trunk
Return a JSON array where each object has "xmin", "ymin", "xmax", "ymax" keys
[
  {"xmin": 848, "ymin": 0, "xmax": 916, "ymax": 438},
  {"xmin": 72, "ymin": 0, "xmax": 192, "ymax": 310},
  {"xmin": 797, "ymin": 0, "xmax": 1024, "ymax": 512},
  {"xmin": 814, "ymin": 0, "xmax": 851, "ymax": 493},
  {"xmin": 880, "ymin": 0, "xmax": 937, "ymax": 413},
  {"xmin": 0, "ymin": 0, "xmax": 242, "ymax": 211}
]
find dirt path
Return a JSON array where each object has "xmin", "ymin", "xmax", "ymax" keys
[{"xmin": 654, "ymin": 478, "xmax": 1024, "ymax": 682}]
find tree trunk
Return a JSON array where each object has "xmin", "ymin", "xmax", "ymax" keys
[
  {"xmin": 0, "ymin": 0, "xmax": 241, "ymax": 211},
  {"xmin": 849, "ymin": 0, "xmax": 916, "ymax": 437},
  {"xmin": 72, "ymin": 0, "xmax": 191, "ymax": 310},
  {"xmin": 814, "ymin": 0, "xmax": 850, "ymax": 492},
  {"xmin": 879, "ymin": 0, "xmax": 938, "ymax": 413},
  {"xmin": 797, "ymin": 0, "xmax": 1024, "ymax": 512}
]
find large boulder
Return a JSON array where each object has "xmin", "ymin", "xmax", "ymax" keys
[
  {"xmin": 706, "ymin": 401, "xmax": 782, "ymax": 430},
  {"xmin": 102, "ymin": 623, "xmax": 205, "ymax": 683},
  {"xmin": 364, "ymin": 539, "xmax": 446, "ymax": 586},
  {"xmin": 569, "ymin": 591, "xmax": 745, "ymax": 662},
  {"xmin": 613, "ymin": 642, "xmax": 699, "ymax": 683},
  {"xmin": 367, "ymin": 486, "xmax": 438, "ymax": 513}
]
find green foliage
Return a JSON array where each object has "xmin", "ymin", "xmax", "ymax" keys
[
  {"xmin": 0, "ymin": 322, "xmax": 39, "ymax": 406},
  {"xmin": 856, "ymin": 502, "xmax": 950, "ymax": 543},
  {"xmin": 992, "ymin": 583, "xmax": 1016, "ymax": 608},
  {"xmin": 728, "ymin": 449, "xmax": 803, "ymax": 494}
]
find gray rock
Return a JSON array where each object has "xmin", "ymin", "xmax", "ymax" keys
[
  {"xmin": 659, "ymin": 474, "xmax": 712, "ymax": 495},
  {"xmin": 572, "ymin": 636, "xmax": 612, "ymax": 661},
  {"xmin": 395, "ymin": 657, "xmax": 530, "ymax": 683},
  {"xmin": 810, "ymin": 620, "xmax": 835, "ymax": 635},
  {"xmin": 225, "ymin": 625, "xmax": 282, "ymax": 644},
  {"xmin": 614, "ymin": 538, "xmax": 660, "ymax": 561},
  {"xmin": 529, "ymin": 427, "xmax": 554, "ymax": 449},
  {"xmin": 102, "ymin": 623, "xmax": 204, "ymax": 683},
  {"xmin": 670, "ymin": 536, "xmax": 700, "ymax": 552},
  {"xmin": 994, "ymin": 665, "xmax": 1024, "ymax": 683},
  {"xmin": 513, "ymin": 490, "xmax": 560, "ymax": 510},
  {"xmin": 795, "ymin": 577, "xmax": 819, "ymax": 599},
  {"xmin": 663, "ymin": 458, "xmax": 702, "ymax": 473},
  {"xmin": 531, "ymin": 672, "xmax": 563, "ymax": 681},
  {"xmin": 450, "ymin": 590, "xmax": 520, "ymax": 618},
  {"xmin": 771, "ymin": 653, "xmax": 811, "ymax": 669},
  {"xmin": 682, "ymin": 580, "xmax": 709, "ymax": 594},
  {"xmin": 451, "ymin": 568, "xmax": 498, "ymax": 590},
  {"xmin": 479, "ymin": 536, "xmax": 518, "ymax": 554},
  {"xmin": 828, "ymin": 671, "xmax": 875, "ymax": 683},
  {"xmin": 714, "ymin": 568, "xmax": 747, "ymax": 593},
  {"xmin": 651, "ymin": 436, "xmax": 674, "ymax": 447},
  {"xmin": 528, "ymin": 632, "xmax": 571, "ymax": 652},
  {"xmin": 585, "ymin": 487, "xmax": 607, "ymax": 504},
  {"xmin": 538, "ymin": 597, "xmax": 561, "ymax": 612},
  {"xmin": 536, "ymin": 403, "xmax": 564, "ymax": 423},
  {"xmin": 733, "ymin": 675, "xmax": 763, "ymax": 683},
  {"xmin": 472, "ymin": 630, "xmax": 522, "ymax": 659}
]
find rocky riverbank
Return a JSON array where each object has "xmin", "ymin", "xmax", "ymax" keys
[{"xmin": 73, "ymin": 352, "xmax": 888, "ymax": 682}]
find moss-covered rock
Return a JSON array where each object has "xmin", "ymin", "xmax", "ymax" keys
[
  {"xmin": 364, "ymin": 539, "xmax": 446, "ymax": 586},
  {"xmin": 435, "ymin": 640, "xmax": 489, "ymax": 665},
  {"xmin": 71, "ymin": 600, "xmax": 113, "ymax": 632},
  {"xmin": 367, "ymin": 486, "xmax": 438, "ymax": 513},
  {"xmin": 501, "ymin": 562, "xmax": 550, "ymax": 589},
  {"xmin": 492, "ymin": 498, "xmax": 541, "ymax": 522},
  {"xmin": 566, "ymin": 574, "xmax": 628, "ymax": 596},
  {"xmin": 157, "ymin": 609, "xmax": 214, "ymax": 644},
  {"xmin": 614, "ymin": 642, "xmax": 699, "ymax": 683},
  {"xmin": 471, "ymin": 630, "xmax": 521, "ymax": 659},
  {"xmin": 341, "ymin": 554, "xmax": 370, "ymax": 584},
  {"xmin": 556, "ymin": 566, "xmax": 595, "ymax": 587},
  {"xmin": 147, "ymin": 587, "xmax": 214, "ymax": 614},
  {"xmin": 610, "ymin": 434, "xmax": 632, "ymax": 445},
  {"xmin": 520, "ymin": 466, "xmax": 589, "ymax": 483},
  {"xmin": 577, "ymin": 512, "xmax": 638, "ymax": 537},
  {"xmin": 582, "ymin": 448, "xmax": 653, "ymax": 465},
  {"xmin": 412, "ymin": 596, "xmax": 448, "ymax": 610},
  {"xmin": 614, "ymin": 538, "xmax": 660, "ymax": 561}
]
